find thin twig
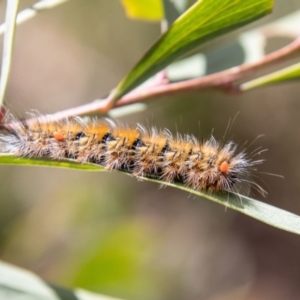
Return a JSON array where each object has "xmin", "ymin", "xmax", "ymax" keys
[
  {"xmin": 0, "ymin": 0, "xmax": 70, "ymax": 35},
  {"xmin": 43, "ymin": 36, "xmax": 300, "ymax": 122},
  {"xmin": 0, "ymin": 0, "xmax": 20, "ymax": 107}
]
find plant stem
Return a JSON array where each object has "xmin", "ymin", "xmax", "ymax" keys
[{"xmin": 44, "ymin": 36, "xmax": 300, "ymax": 121}]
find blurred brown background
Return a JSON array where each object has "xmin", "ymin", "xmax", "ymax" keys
[{"xmin": 1, "ymin": 0, "xmax": 300, "ymax": 299}]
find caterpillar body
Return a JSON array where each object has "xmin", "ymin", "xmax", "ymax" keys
[{"xmin": 0, "ymin": 116, "xmax": 264, "ymax": 194}]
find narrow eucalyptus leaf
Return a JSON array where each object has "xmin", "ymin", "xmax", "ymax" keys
[
  {"xmin": 1, "ymin": 153, "xmax": 299, "ymax": 235},
  {"xmin": 112, "ymin": 0, "xmax": 274, "ymax": 100}
]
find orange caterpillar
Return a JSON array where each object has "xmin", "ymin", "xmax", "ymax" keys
[{"xmin": 0, "ymin": 116, "xmax": 264, "ymax": 193}]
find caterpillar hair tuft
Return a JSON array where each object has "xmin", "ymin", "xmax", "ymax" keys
[{"xmin": 0, "ymin": 115, "xmax": 266, "ymax": 195}]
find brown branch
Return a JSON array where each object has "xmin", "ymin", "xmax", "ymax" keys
[{"xmin": 14, "ymin": 36, "xmax": 300, "ymax": 124}]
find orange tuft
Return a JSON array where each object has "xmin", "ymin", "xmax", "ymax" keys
[
  {"xmin": 53, "ymin": 131, "xmax": 65, "ymax": 141},
  {"xmin": 0, "ymin": 117, "xmax": 258, "ymax": 194},
  {"xmin": 220, "ymin": 161, "xmax": 229, "ymax": 173}
]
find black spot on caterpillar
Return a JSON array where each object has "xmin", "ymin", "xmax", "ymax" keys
[{"xmin": 0, "ymin": 116, "xmax": 265, "ymax": 194}]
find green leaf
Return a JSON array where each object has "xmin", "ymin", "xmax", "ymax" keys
[
  {"xmin": 146, "ymin": 178, "xmax": 300, "ymax": 235},
  {"xmin": 0, "ymin": 260, "xmax": 127, "ymax": 300},
  {"xmin": 241, "ymin": 61, "xmax": 300, "ymax": 91},
  {"xmin": 119, "ymin": 0, "xmax": 164, "ymax": 21},
  {"xmin": 111, "ymin": 0, "xmax": 274, "ymax": 100},
  {"xmin": 0, "ymin": 154, "xmax": 104, "ymax": 171},
  {"xmin": 1, "ymin": 154, "xmax": 300, "ymax": 235}
]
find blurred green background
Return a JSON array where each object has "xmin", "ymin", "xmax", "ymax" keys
[{"xmin": 1, "ymin": 0, "xmax": 300, "ymax": 299}]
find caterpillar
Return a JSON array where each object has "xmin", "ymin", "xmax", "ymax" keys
[{"xmin": 0, "ymin": 115, "xmax": 265, "ymax": 194}]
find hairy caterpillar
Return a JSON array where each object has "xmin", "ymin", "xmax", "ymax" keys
[{"xmin": 0, "ymin": 116, "xmax": 265, "ymax": 194}]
